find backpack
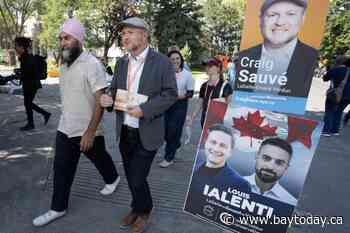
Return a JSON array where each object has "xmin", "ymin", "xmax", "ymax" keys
[{"xmin": 34, "ymin": 55, "xmax": 47, "ymax": 80}]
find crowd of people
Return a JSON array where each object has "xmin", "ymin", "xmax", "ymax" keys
[
  {"xmin": 2, "ymin": 4, "xmax": 349, "ymax": 232},
  {"xmin": 8, "ymin": 16, "xmax": 236, "ymax": 232}
]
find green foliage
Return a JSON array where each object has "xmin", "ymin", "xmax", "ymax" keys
[
  {"xmin": 320, "ymin": 0, "xmax": 350, "ymax": 65},
  {"xmin": 0, "ymin": 48, "xmax": 6, "ymax": 64},
  {"xmin": 150, "ymin": 0, "xmax": 203, "ymax": 62},
  {"xmin": 39, "ymin": 0, "xmax": 68, "ymax": 54},
  {"xmin": 200, "ymin": 0, "xmax": 245, "ymax": 56},
  {"xmin": 0, "ymin": 0, "xmax": 42, "ymax": 47},
  {"xmin": 39, "ymin": 0, "xmax": 128, "ymax": 60},
  {"xmin": 76, "ymin": 0, "xmax": 128, "ymax": 58},
  {"xmin": 181, "ymin": 42, "xmax": 192, "ymax": 65}
]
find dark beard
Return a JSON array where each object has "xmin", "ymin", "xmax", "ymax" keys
[
  {"xmin": 62, "ymin": 46, "xmax": 82, "ymax": 66},
  {"xmin": 256, "ymin": 168, "xmax": 279, "ymax": 183}
]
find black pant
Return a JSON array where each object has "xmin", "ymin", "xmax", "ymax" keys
[
  {"xmin": 51, "ymin": 131, "xmax": 119, "ymax": 211},
  {"xmin": 119, "ymin": 125, "xmax": 156, "ymax": 214},
  {"xmin": 164, "ymin": 100, "xmax": 188, "ymax": 162},
  {"xmin": 23, "ymin": 90, "xmax": 49, "ymax": 125},
  {"xmin": 323, "ymin": 98, "xmax": 350, "ymax": 133}
]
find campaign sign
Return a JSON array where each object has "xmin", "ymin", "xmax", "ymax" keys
[
  {"xmin": 233, "ymin": 0, "xmax": 329, "ymax": 114},
  {"xmin": 184, "ymin": 100, "xmax": 323, "ymax": 233}
]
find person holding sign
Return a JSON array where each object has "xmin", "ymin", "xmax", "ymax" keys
[
  {"xmin": 236, "ymin": 0, "xmax": 318, "ymax": 98},
  {"xmin": 187, "ymin": 58, "xmax": 233, "ymax": 128},
  {"xmin": 244, "ymin": 137, "xmax": 297, "ymax": 205},
  {"xmin": 100, "ymin": 17, "xmax": 177, "ymax": 233}
]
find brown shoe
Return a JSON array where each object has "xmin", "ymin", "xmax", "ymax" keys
[
  {"xmin": 119, "ymin": 211, "xmax": 138, "ymax": 229},
  {"xmin": 131, "ymin": 210, "xmax": 153, "ymax": 233}
]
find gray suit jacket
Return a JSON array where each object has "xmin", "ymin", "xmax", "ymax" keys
[{"xmin": 111, "ymin": 48, "xmax": 178, "ymax": 151}]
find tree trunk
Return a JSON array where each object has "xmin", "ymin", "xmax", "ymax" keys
[
  {"xmin": 53, "ymin": 51, "xmax": 60, "ymax": 66},
  {"xmin": 103, "ymin": 43, "xmax": 109, "ymax": 63}
]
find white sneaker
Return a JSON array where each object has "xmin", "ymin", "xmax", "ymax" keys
[
  {"xmin": 32, "ymin": 210, "xmax": 66, "ymax": 227},
  {"xmin": 100, "ymin": 176, "xmax": 120, "ymax": 195},
  {"xmin": 159, "ymin": 160, "xmax": 174, "ymax": 168}
]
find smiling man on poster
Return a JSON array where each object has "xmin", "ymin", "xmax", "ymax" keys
[
  {"xmin": 234, "ymin": 0, "xmax": 319, "ymax": 113},
  {"xmin": 185, "ymin": 124, "xmax": 251, "ymax": 214}
]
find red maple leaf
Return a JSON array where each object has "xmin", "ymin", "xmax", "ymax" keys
[
  {"xmin": 287, "ymin": 116, "xmax": 318, "ymax": 148},
  {"xmin": 233, "ymin": 111, "xmax": 277, "ymax": 147}
]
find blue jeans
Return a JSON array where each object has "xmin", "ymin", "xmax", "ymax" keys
[
  {"xmin": 323, "ymin": 98, "xmax": 350, "ymax": 133},
  {"xmin": 164, "ymin": 100, "xmax": 188, "ymax": 162}
]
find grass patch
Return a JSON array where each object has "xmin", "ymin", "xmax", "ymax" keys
[
  {"xmin": 192, "ymin": 70, "xmax": 204, "ymax": 75},
  {"xmin": 191, "ymin": 67, "xmax": 205, "ymax": 73},
  {"xmin": 192, "ymin": 70, "xmax": 207, "ymax": 80}
]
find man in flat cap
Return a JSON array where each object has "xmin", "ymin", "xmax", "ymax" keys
[
  {"xmin": 33, "ymin": 18, "xmax": 120, "ymax": 226},
  {"xmin": 100, "ymin": 17, "xmax": 177, "ymax": 233},
  {"xmin": 235, "ymin": 0, "xmax": 318, "ymax": 98}
]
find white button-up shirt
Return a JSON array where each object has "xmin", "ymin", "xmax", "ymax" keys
[
  {"xmin": 123, "ymin": 47, "xmax": 149, "ymax": 128},
  {"xmin": 244, "ymin": 174, "xmax": 297, "ymax": 206},
  {"xmin": 58, "ymin": 51, "xmax": 108, "ymax": 137}
]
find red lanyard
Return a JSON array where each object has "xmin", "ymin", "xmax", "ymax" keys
[
  {"xmin": 127, "ymin": 57, "xmax": 145, "ymax": 92},
  {"xmin": 204, "ymin": 79, "xmax": 220, "ymax": 99}
]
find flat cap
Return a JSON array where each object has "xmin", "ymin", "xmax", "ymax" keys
[
  {"xmin": 119, "ymin": 17, "xmax": 149, "ymax": 31},
  {"xmin": 261, "ymin": 0, "xmax": 308, "ymax": 15}
]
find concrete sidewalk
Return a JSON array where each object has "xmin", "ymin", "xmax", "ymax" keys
[{"xmin": 1, "ymin": 78, "xmax": 349, "ymax": 233}]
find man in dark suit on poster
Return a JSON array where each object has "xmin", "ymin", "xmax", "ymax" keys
[
  {"xmin": 235, "ymin": 0, "xmax": 318, "ymax": 97},
  {"xmin": 100, "ymin": 17, "xmax": 177, "ymax": 233}
]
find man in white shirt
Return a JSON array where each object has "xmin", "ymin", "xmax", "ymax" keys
[
  {"xmin": 33, "ymin": 18, "xmax": 119, "ymax": 227},
  {"xmin": 244, "ymin": 137, "xmax": 297, "ymax": 206},
  {"xmin": 100, "ymin": 17, "xmax": 177, "ymax": 233}
]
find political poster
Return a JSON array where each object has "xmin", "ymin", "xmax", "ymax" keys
[
  {"xmin": 232, "ymin": 0, "xmax": 329, "ymax": 114},
  {"xmin": 184, "ymin": 100, "xmax": 323, "ymax": 233}
]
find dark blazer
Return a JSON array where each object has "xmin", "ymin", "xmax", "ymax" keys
[
  {"xmin": 111, "ymin": 48, "xmax": 178, "ymax": 151},
  {"xmin": 185, "ymin": 150, "xmax": 251, "ymax": 214},
  {"xmin": 235, "ymin": 40, "xmax": 318, "ymax": 97}
]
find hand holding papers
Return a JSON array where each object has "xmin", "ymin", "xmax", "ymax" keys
[{"xmin": 114, "ymin": 89, "xmax": 148, "ymax": 112}]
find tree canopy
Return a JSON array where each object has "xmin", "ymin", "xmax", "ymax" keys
[
  {"xmin": 0, "ymin": 0, "xmax": 41, "ymax": 48},
  {"xmin": 320, "ymin": 0, "xmax": 350, "ymax": 65},
  {"xmin": 1, "ymin": 0, "xmax": 349, "ymax": 67},
  {"xmin": 200, "ymin": 0, "xmax": 245, "ymax": 57},
  {"xmin": 151, "ymin": 0, "xmax": 203, "ymax": 63}
]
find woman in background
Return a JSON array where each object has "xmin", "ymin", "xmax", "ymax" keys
[
  {"xmin": 187, "ymin": 58, "xmax": 233, "ymax": 128},
  {"xmin": 159, "ymin": 50, "xmax": 194, "ymax": 168}
]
